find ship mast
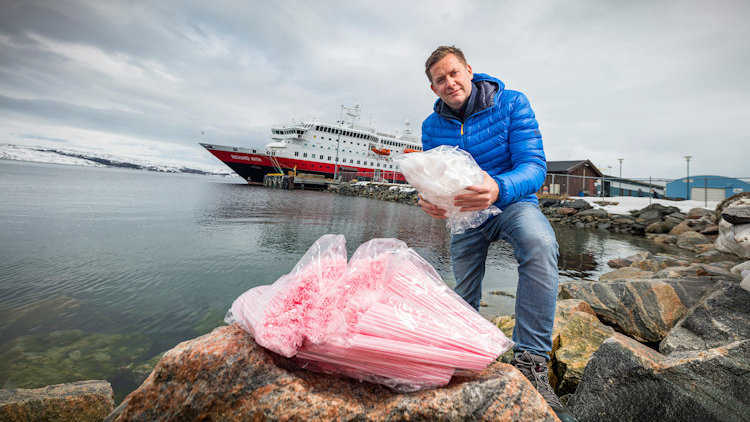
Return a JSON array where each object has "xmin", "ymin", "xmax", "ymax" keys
[{"xmin": 334, "ymin": 104, "xmax": 360, "ymax": 180}]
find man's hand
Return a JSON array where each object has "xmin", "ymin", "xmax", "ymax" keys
[
  {"xmin": 454, "ymin": 172, "xmax": 500, "ymax": 211},
  {"xmin": 418, "ymin": 195, "xmax": 447, "ymax": 219}
]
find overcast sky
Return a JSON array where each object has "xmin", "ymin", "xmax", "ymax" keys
[{"xmin": 1, "ymin": 0, "xmax": 748, "ymax": 179}]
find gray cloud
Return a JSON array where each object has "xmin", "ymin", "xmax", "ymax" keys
[{"xmin": 1, "ymin": 0, "xmax": 748, "ymax": 178}]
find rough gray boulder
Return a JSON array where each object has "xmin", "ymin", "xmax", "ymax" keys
[
  {"xmin": 676, "ymin": 230, "xmax": 711, "ymax": 250},
  {"xmin": 561, "ymin": 199, "xmax": 592, "ymax": 210},
  {"xmin": 575, "ymin": 208, "xmax": 608, "ymax": 218},
  {"xmin": 722, "ymin": 206, "xmax": 750, "ymax": 225},
  {"xmin": 645, "ymin": 221, "xmax": 670, "ymax": 233},
  {"xmin": 569, "ymin": 334, "xmax": 750, "ymax": 422},
  {"xmin": 0, "ymin": 380, "xmax": 114, "ymax": 422},
  {"xmin": 559, "ymin": 277, "xmax": 717, "ymax": 343},
  {"xmin": 660, "ymin": 280, "xmax": 750, "ymax": 354},
  {"xmin": 636, "ymin": 210, "xmax": 663, "ymax": 224},
  {"xmin": 107, "ymin": 325, "xmax": 558, "ymax": 421}
]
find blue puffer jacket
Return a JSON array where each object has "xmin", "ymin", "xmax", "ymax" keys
[{"xmin": 421, "ymin": 73, "xmax": 546, "ymax": 210}]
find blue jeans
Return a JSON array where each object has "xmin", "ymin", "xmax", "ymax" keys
[{"xmin": 450, "ymin": 201, "xmax": 559, "ymax": 357}]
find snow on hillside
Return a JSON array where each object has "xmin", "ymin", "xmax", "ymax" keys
[
  {"xmin": 0, "ymin": 143, "xmax": 234, "ymax": 176},
  {"xmin": 578, "ymin": 195, "xmax": 719, "ymax": 214}
]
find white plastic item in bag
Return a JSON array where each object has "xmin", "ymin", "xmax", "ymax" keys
[
  {"xmin": 394, "ymin": 145, "xmax": 501, "ymax": 234},
  {"xmin": 226, "ymin": 235, "xmax": 514, "ymax": 392}
]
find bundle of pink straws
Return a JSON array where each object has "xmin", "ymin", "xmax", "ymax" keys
[{"xmin": 226, "ymin": 234, "xmax": 513, "ymax": 392}]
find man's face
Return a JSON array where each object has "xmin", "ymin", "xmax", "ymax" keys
[{"xmin": 429, "ymin": 54, "xmax": 473, "ymax": 110}]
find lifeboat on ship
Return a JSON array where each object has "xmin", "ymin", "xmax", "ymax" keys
[
  {"xmin": 371, "ymin": 147, "xmax": 391, "ymax": 156},
  {"xmin": 403, "ymin": 148, "xmax": 419, "ymax": 153}
]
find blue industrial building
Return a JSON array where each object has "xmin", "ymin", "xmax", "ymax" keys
[{"xmin": 666, "ymin": 175, "xmax": 750, "ymax": 201}]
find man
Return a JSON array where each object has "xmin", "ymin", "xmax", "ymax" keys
[{"xmin": 419, "ymin": 46, "xmax": 575, "ymax": 421}]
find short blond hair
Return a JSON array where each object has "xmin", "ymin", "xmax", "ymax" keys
[{"xmin": 425, "ymin": 46, "xmax": 468, "ymax": 82}]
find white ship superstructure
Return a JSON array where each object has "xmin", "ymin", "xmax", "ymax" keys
[{"xmin": 201, "ymin": 105, "xmax": 422, "ymax": 184}]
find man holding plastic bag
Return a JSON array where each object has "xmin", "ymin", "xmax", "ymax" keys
[{"xmin": 417, "ymin": 45, "xmax": 575, "ymax": 421}]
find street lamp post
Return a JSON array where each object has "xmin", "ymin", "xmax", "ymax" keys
[
  {"xmin": 684, "ymin": 155, "xmax": 692, "ymax": 200},
  {"xmin": 617, "ymin": 158, "xmax": 623, "ymax": 197}
]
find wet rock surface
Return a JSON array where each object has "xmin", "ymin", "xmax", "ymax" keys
[
  {"xmin": 569, "ymin": 334, "xmax": 750, "ymax": 422},
  {"xmin": 0, "ymin": 380, "xmax": 114, "ymax": 422},
  {"xmin": 660, "ymin": 280, "xmax": 750, "ymax": 354},
  {"xmin": 107, "ymin": 325, "xmax": 558, "ymax": 421},
  {"xmin": 559, "ymin": 277, "xmax": 717, "ymax": 343}
]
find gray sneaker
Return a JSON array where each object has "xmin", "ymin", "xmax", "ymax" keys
[{"xmin": 511, "ymin": 351, "xmax": 577, "ymax": 422}]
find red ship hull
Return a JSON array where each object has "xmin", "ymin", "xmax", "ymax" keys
[{"xmin": 203, "ymin": 145, "xmax": 407, "ymax": 184}]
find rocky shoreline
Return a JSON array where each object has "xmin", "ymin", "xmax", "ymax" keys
[
  {"xmin": 3, "ymin": 190, "xmax": 749, "ymax": 421},
  {"xmin": 105, "ymin": 192, "xmax": 750, "ymax": 421}
]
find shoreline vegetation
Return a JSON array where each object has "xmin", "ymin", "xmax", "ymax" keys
[{"xmin": 2, "ymin": 182, "xmax": 748, "ymax": 420}]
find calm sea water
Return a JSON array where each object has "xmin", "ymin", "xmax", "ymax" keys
[{"xmin": 0, "ymin": 159, "xmax": 685, "ymax": 401}]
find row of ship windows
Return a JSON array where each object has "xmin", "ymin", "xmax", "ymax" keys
[
  {"xmin": 272, "ymin": 129, "xmax": 304, "ymax": 136},
  {"xmin": 310, "ymin": 137, "xmax": 365, "ymax": 146},
  {"xmin": 310, "ymin": 135, "xmax": 416, "ymax": 150},
  {"xmin": 299, "ymin": 146, "xmax": 377, "ymax": 157},
  {"xmin": 295, "ymin": 151, "xmax": 395, "ymax": 169},
  {"xmin": 314, "ymin": 126, "xmax": 373, "ymax": 141}
]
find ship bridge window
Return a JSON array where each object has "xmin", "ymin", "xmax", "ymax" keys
[
  {"xmin": 303, "ymin": 153, "xmax": 307, "ymax": 157},
  {"xmin": 295, "ymin": 152, "xmax": 299, "ymax": 156}
]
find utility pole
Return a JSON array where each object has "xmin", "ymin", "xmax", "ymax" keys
[
  {"xmin": 684, "ymin": 155, "xmax": 693, "ymax": 200},
  {"xmin": 617, "ymin": 158, "xmax": 623, "ymax": 196}
]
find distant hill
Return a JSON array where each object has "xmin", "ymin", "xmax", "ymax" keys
[{"xmin": 0, "ymin": 143, "xmax": 234, "ymax": 177}]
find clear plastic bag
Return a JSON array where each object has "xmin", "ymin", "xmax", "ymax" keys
[
  {"xmin": 225, "ymin": 234, "xmax": 348, "ymax": 357},
  {"xmin": 226, "ymin": 235, "xmax": 514, "ymax": 392},
  {"xmin": 394, "ymin": 145, "xmax": 501, "ymax": 234}
]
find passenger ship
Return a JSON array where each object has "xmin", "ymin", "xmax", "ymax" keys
[{"xmin": 200, "ymin": 105, "xmax": 422, "ymax": 184}]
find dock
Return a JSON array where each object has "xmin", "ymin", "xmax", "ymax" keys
[{"xmin": 263, "ymin": 173, "xmax": 337, "ymax": 191}]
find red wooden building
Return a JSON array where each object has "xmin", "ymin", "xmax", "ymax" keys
[{"xmin": 541, "ymin": 160, "xmax": 603, "ymax": 196}]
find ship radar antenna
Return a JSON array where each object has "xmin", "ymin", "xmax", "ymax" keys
[
  {"xmin": 342, "ymin": 104, "xmax": 361, "ymax": 128},
  {"xmin": 403, "ymin": 119, "xmax": 411, "ymax": 135}
]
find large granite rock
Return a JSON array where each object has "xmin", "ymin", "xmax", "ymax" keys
[
  {"xmin": 645, "ymin": 221, "xmax": 670, "ymax": 233},
  {"xmin": 553, "ymin": 312, "xmax": 614, "ymax": 397},
  {"xmin": 493, "ymin": 299, "xmax": 613, "ymax": 398},
  {"xmin": 557, "ymin": 207, "xmax": 578, "ymax": 216},
  {"xmin": 628, "ymin": 254, "xmax": 690, "ymax": 272},
  {"xmin": 715, "ymin": 220, "xmax": 750, "ymax": 258},
  {"xmin": 575, "ymin": 208, "xmax": 608, "ymax": 218},
  {"xmin": 561, "ymin": 199, "xmax": 592, "ymax": 210},
  {"xmin": 676, "ymin": 230, "xmax": 711, "ymax": 250},
  {"xmin": 559, "ymin": 278, "xmax": 717, "ymax": 343},
  {"xmin": 0, "ymin": 380, "xmax": 114, "ymax": 422},
  {"xmin": 651, "ymin": 263, "xmax": 732, "ymax": 279},
  {"xmin": 687, "ymin": 207, "xmax": 713, "ymax": 219},
  {"xmin": 669, "ymin": 221, "xmax": 695, "ymax": 236},
  {"xmin": 660, "ymin": 280, "xmax": 750, "ymax": 354},
  {"xmin": 722, "ymin": 205, "xmax": 750, "ymax": 225},
  {"xmin": 730, "ymin": 260, "xmax": 750, "ymax": 277},
  {"xmin": 598, "ymin": 267, "xmax": 653, "ymax": 281},
  {"xmin": 108, "ymin": 325, "xmax": 558, "ymax": 421},
  {"xmin": 569, "ymin": 334, "xmax": 750, "ymax": 422}
]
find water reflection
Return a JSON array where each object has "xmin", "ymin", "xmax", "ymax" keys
[{"xmin": 0, "ymin": 160, "xmax": 695, "ymax": 404}]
